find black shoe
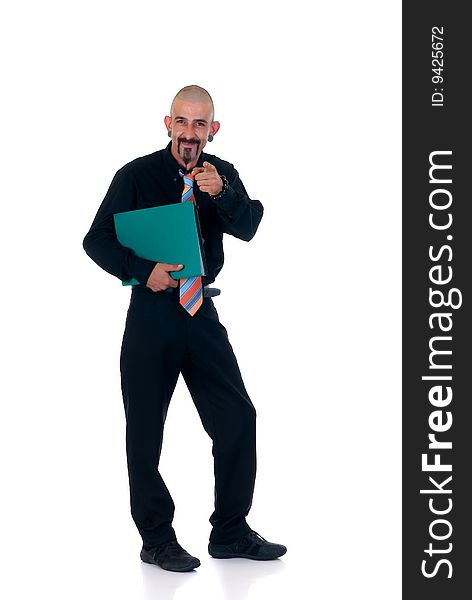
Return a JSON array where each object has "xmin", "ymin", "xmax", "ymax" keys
[
  {"xmin": 208, "ymin": 530, "xmax": 287, "ymax": 561},
  {"xmin": 140, "ymin": 540, "xmax": 201, "ymax": 572}
]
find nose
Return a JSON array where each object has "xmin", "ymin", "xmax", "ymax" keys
[{"xmin": 183, "ymin": 123, "xmax": 197, "ymax": 139}]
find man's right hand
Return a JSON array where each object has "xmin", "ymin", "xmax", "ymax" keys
[{"xmin": 146, "ymin": 263, "xmax": 183, "ymax": 292}]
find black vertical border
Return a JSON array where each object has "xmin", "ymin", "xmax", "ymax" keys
[{"xmin": 403, "ymin": 3, "xmax": 471, "ymax": 598}]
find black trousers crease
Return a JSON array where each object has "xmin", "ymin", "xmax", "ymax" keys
[{"xmin": 119, "ymin": 286, "xmax": 256, "ymax": 546}]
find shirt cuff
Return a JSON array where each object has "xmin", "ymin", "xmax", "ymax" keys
[
  {"xmin": 211, "ymin": 186, "xmax": 247, "ymax": 223},
  {"xmin": 130, "ymin": 257, "xmax": 156, "ymax": 285}
]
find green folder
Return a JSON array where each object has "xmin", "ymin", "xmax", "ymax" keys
[{"xmin": 113, "ymin": 202, "xmax": 207, "ymax": 286}]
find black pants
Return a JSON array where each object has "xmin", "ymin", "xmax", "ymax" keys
[{"xmin": 120, "ymin": 286, "xmax": 256, "ymax": 547}]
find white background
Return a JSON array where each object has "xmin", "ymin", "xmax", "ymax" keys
[{"xmin": 0, "ymin": 1, "xmax": 401, "ymax": 598}]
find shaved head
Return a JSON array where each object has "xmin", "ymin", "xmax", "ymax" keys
[{"xmin": 171, "ymin": 85, "xmax": 215, "ymax": 121}]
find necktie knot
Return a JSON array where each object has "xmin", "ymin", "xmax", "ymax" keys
[
  {"xmin": 179, "ymin": 169, "xmax": 195, "ymax": 204},
  {"xmin": 179, "ymin": 169, "xmax": 194, "ymax": 187}
]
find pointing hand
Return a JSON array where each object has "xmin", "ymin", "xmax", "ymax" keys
[{"xmin": 192, "ymin": 162, "xmax": 223, "ymax": 196}]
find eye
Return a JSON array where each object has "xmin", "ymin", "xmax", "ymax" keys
[
  {"xmin": 175, "ymin": 118, "xmax": 185, "ymax": 124},
  {"xmin": 196, "ymin": 121, "xmax": 206, "ymax": 127}
]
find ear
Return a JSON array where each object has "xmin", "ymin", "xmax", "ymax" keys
[
  {"xmin": 164, "ymin": 115, "xmax": 172, "ymax": 131},
  {"xmin": 210, "ymin": 121, "xmax": 220, "ymax": 136}
]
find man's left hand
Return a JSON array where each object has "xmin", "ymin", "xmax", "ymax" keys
[{"xmin": 192, "ymin": 162, "xmax": 223, "ymax": 196}]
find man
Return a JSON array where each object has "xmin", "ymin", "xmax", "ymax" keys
[{"xmin": 83, "ymin": 85, "xmax": 286, "ymax": 572}]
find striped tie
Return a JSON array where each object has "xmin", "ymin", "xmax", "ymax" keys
[{"xmin": 178, "ymin": 170, "xmax": 203, "ymax": 316}]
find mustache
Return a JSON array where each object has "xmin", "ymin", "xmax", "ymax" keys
[{"xmin": 178, "ymin": 137, "xmax": 200, "ymax": 145}]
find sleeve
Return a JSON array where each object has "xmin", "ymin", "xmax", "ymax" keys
[
  {"xmin": 82, "ymin": 166, "xmax": 156, "ymax": 284},
  {"xmin": 211, "ymin": 164, "xmax": 264, "ymax": 241}
]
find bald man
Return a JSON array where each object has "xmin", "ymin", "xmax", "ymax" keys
[{"xmin": 83, "ymin": 85, "xmax": 286, "ymax": 572}]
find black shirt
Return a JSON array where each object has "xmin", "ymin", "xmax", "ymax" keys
[{"xmin": 83, "ymin": 142, "xmax": 264, "ymax": 286}]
